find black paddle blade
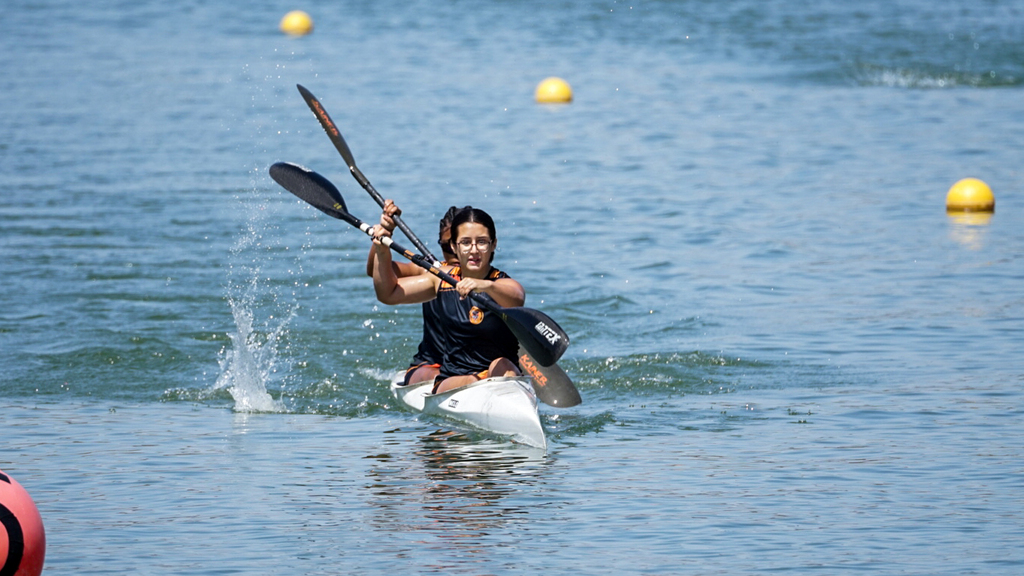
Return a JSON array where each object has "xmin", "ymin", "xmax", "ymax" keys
[
  {"xmin": 498, "ymin": 306, "xmax": 570, "ymax": 367},
  {"xmin": 296, "ymin": 84, "xmax": 359, "ymax": 170},
  {"xmin": 268, "ymin": 162, "xmax": 351, "ymax": 222},
  {"xmin": 518, "ymin": 345, "xmax": 582, "ymax": 407}
]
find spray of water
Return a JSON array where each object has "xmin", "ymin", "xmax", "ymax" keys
[
  {"xmin": 214, "ymin": 297, "xmax": 290, "ymax": 413},
  {"xmin": 213, "ymin": 160, "xmax": 297, "ymax": 413}
]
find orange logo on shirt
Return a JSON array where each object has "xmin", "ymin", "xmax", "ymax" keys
[{"xmin": 468, "ymin": 306, "xmax": 484, "ymax": 324}]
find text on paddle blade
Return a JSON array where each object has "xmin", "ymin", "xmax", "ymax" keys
[{"xmin": 534, "ymin": 321, "xmax": 561, "ymax": 345}]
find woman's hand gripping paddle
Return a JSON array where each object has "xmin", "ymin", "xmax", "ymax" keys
[
  {"xmin": 269, "ymin": 161, "xmax": 572, "ymax": 372},
  {"xmin": 293, "ymin": 86, "xmax": 582, "ymax": 407}
]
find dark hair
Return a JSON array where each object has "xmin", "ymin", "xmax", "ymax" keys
[
  {"xmin": 438, "ymin": 206, "xmax": 470, "ymax": 258},
  {"xmin": 450, "ymin": 207, "xmax": 497, "ymax": 263}
]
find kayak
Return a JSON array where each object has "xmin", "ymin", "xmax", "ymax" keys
[{"xmin": 389, "ymin": 373, "xmax": 547, "ymax": 449}]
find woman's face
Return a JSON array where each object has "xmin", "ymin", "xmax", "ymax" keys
[{"xmin": 452, "ymin": 222, "xmax": 494, "ymax": 275}]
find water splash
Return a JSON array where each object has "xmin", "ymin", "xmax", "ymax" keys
[
  {"xmin": 214, "ymin": 298, "xmax": 290, "ymax": 413},
  {"xmin": 213, "ymin": 161, "xmax": 296, "ymax": 413}
]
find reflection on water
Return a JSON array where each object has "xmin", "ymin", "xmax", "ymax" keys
[
  {"xmin": 947, "ymin": 212, "xmax": 993, "ymax": 250},
  {"xmin": 364, "ymin": 430, "xmax": 547, "ymax": 561}
]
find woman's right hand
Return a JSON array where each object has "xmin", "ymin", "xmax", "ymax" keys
[{"xmin": 371, "ymin": 223, "xmax": 393, "ymax": 246}]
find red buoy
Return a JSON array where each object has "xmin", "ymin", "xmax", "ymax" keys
[{"xmin": 0, "ymin": 470, "xmax": 45, "ymax": 576}]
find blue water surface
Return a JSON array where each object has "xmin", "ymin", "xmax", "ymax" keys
[{"xmin": 2, "ymin": 0, "xmax": 1023, "ymax": 574}]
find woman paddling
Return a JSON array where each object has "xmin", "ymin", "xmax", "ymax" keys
[
  {"xmin": 371, "ymin": 206, "xmax": 523, "ymax": 394},
  {"xmin": 366, "ymin": 201, "xmax": 465, "ymax": 386}
]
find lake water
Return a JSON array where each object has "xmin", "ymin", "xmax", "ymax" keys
[{"xmin": 3, "ymin": 0, "xmax": 1023, "ymax": 574}]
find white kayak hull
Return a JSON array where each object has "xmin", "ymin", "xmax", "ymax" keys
[{"xmin": 390, "ymin": 373, "xmax": 546, "ymax": 449}]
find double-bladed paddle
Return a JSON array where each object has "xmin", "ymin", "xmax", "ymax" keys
[
  {"xmin": 269, "ymin": 161, "xmax": 570, "ymax": 370},
  {"xmin": 294, "ymin": 84, "xmax": 582, "ymax": 406}
]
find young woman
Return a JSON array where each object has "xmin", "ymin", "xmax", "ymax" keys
[{"xmin": 371, "ymin": 207, "xmax": 523, "ymax": 394}]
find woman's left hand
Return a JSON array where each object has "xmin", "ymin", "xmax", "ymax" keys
[{"xmin": 455, "ymin": 277, "xmax": 491, "ymax": 299}]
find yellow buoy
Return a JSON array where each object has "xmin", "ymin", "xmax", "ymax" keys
[
  {"xmin": 535, "ymin": 77, "xmax": 573, "ymax": 104},
  {"xmin": 280, "ymin": 10, "xmax": 314, "ymax": 36},
  {"xmin": 946, "ymin": 178, "xmax": 995, "ymax": 213}
]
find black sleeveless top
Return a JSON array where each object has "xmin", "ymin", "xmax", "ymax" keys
[
  {"xmin": 410, "ymin": 297, "xmax": 446, "ymax": 366},
  {"xmin": 435, "ymin": 266, "xmax": 520, "ymax": 378}
]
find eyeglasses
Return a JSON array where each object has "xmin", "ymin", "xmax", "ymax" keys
[{"xmin": 455, "ymin": 238, "xmax": 492, "ymax": 251}]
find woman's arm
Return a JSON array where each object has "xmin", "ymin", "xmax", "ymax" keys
[
  {"xmin": 366, "ymin": 250, "xmax": 423, "ymax": 278},
  {"xmin": 371, "ymin": 227, "xmax": 439, "ymax": 305}
]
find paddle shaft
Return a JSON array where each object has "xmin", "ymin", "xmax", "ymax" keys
[{"xmin": 297, "ymin": 84, "xmax": 442, "ymax": 265}]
